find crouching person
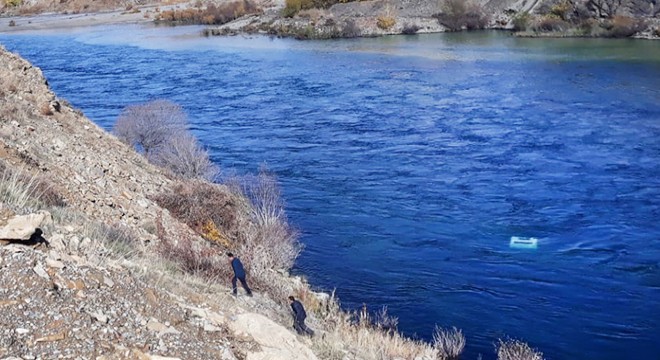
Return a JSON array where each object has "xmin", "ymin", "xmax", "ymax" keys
[{"xmin": 289, "ymin": 296, "xmax": 314, "ymax": 336}]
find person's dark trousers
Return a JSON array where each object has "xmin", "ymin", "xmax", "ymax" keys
[
  {"xmin": 232, "ymin": 275, "xmax": 252, "ymax": 296},
  {"xmin": 294, "ymin": 317, "xmax": 314, "ymax": 336}
]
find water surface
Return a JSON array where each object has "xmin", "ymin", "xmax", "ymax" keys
[{"xmin": 2, "ymin": 26, "xmax": 659, "ymax": 359}]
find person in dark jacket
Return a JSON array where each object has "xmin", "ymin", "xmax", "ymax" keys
[
  {"xmin": 227, "ymin": 253, "xmax": 252, "ymax": 296},
  {"xmin": 288, "ymin": 296, "xmax": 314, "ymax": 336}
]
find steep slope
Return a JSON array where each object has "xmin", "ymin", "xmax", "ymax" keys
[{"xmin": 0, "ymin": 45, "xmax": 319, "ymax": 360}]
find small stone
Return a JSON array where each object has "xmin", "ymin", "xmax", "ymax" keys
[
  {"xmin": 203, "ymin": 323, "xmax": 221, "ymax": 332},
  {"xmin": 46, "ymin": 258, "xmax": 65, "ymax": 269},
  {"xmin": 35, "ymin": 332, "xmax": 66, "ymax": 342},
  {"xmin": 33, "ymin": 263, "xmax": 50, "ymax": 280},
  {"xmin": 16, "ymin": 328, "xmax": 30, "ymax": 335},
  {"xmin": 87, "ymin": 310, "xmax": 109, "ymax": 324}
]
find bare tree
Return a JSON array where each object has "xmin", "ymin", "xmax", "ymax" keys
[
  {"xmin": 227, "ymin": 167, "xmax": 301, "ymax": 276},
  {"xmin": 150, "ymin": 133, "xmax": 219, "ymax": 181},
  {"xmin": 113, "ymin": 100, "xmax": 187, "ymax": 157}
]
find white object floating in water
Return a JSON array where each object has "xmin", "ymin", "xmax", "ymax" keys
[{"xmin": 510, "ymin": 236, "xmax": 538, "ymax": 249}]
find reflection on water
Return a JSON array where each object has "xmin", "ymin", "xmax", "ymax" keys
[{"xmin": 1, "ymin": 27, "xmax": 659, "ymax": 360}]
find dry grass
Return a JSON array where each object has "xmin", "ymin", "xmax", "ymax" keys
[
  {"xmin": 0, "ymin": 164, "xmax": 66, "ymax": 213},
  {"xmin": 433, "ymin": 326, "xmax": 465, "ymax": 358},
  {"xmin": 497, "ymin": 339, "xmax": 545, "ymax": 360},
  {"xmin": 309, "ymin": 293, "xmax": 457, "ymax": 360}
]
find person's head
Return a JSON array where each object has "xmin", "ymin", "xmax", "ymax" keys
[
  {"xmin": 34, "ymin": 228, "xmax": 43, "ymax": 236},
  {"xmin": 288, "ymin": 296, "xmax": 295, "ymax": 303},
  {"xmin": 227, "ymin": 252, "xmax": 234, "ymax": 259}
]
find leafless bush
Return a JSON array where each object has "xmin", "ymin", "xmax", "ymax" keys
[
  {"xmin": 497, "ymin": 339, "xmax": 544, "ymax": 360},
  {"xmin": 227, "ymin": 168, "xmax": 302, "ymax": 280},
  {"xmin": 436, "ymin": 0, "xmax": 489, "ymax": 31},
  {"xmin": 433, "ymin": 326, "xmax": 466, "ymax": 359},
  {"xmin": 114, "ymin": 100, "xmax": 217, "ymax": 181},
  {"xmin": 150, "ymin": 133, "xmax": 218, "ymax": 181},
  {"xmin": 113, "ymin": 100, "xmax": 187, "ymax": 157},
  {"xmin": 374, "ymin": 306, "xmax": 399, "ymax": 333}
]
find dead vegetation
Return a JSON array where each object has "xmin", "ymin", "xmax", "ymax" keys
[{"xmin": 155, "ymin": 0, "xmax": 260, "ymax": 25}]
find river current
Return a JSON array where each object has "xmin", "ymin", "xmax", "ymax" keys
[{"xmin": 1, "ymin": 26, "xmax": 659, "ymax": 359}]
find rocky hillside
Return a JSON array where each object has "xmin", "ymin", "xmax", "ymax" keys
[
  {"xmin": 0, "ymin": 45, "xmax": 321, "ymax": 360},
  {"xmin": 1, "ymin": 43, "xmax": 476, "ymax": 360}
]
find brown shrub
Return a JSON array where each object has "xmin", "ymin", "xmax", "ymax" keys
[
  {"xmin": 156, "ymin": 0, "xmax": 260, "ymax": 25},
  {"xmin": 376, "ymin": 15, "xmax": 396, "ymax": 30},
  {"xmin": 604, "ymin": 15, "xmax": 647, "ymax": 37},
  {"xmin": 151, "ymin": 181, "xmax": 239, "ymax": 243},
  {"xmin": 282, "ymin": 0, "xmax": 313, "ymax": 17},
  {"xmin": 155, "ymin": 212, "xmax": 230, "ymax": 281},
  {"xmin": 40, "ymin": 103, "xmax": 53, "ymax": 116}
]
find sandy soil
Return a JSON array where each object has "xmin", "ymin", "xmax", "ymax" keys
[{"xmin": 0, "ymin": 5, "xmax": 165, "ymax": 33}]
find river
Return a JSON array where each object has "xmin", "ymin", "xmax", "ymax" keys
[{"xmin": 1, "ymin": 26, "xmax": 659, "ymax": 359}]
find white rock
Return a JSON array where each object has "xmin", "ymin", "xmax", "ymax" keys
[
  {"xmin": 0, "ymin": 211, "xmax": 53, "ymax": 240},
  {"xmin": 15, "ymin": 328, "xmax": 30, "ymax": 335},
  {"xmin": 32, "ymin": 263, "xmax": 50, "ymax": 280},
  {"xmin": 68, "ymin": 236, "xmax": 80, "ymax": 251},
  {"xmin": 228, "ymin": 313, "xmax": 318, "ymax": 360},
  {"xmin": 86, "ymin": 310, "xmax": 109, "ymax": 324},
  {"xmin": 203, "ymin": 323, "xmax": 222, "ymax": 332},
  {"xmin": 46, "ymin": 258, "xmax": 65, "ymax": 269}
]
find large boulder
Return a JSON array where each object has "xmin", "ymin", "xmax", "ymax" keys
[
  {"xmin": 0, "ymin": 211, "xmax": 52, "ymax": 240},
  {"xmin": 228, "ymin": 313, "xmax": 318, "ymax": 360}
]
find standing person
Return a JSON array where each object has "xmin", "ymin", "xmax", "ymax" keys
[
  {"xmin": 289, "ymin": 296, "xmax": 314, "ymax": 336},
  {"xmin": 227, "ymin": 253, "xmax": 252, "ymax": 297}
]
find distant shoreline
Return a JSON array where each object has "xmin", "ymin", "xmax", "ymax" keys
[
  {"xmin": 0, "ymin": 7, "xmax": 154, "ymax": 33},
  {"xmin": 2, "ymin": 6, "xmax": 658, "ymax": 41}
]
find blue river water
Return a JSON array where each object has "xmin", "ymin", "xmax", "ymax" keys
[{"xmin": 2, "ymin": 26, "xmax": 659, "ymax": 359}]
